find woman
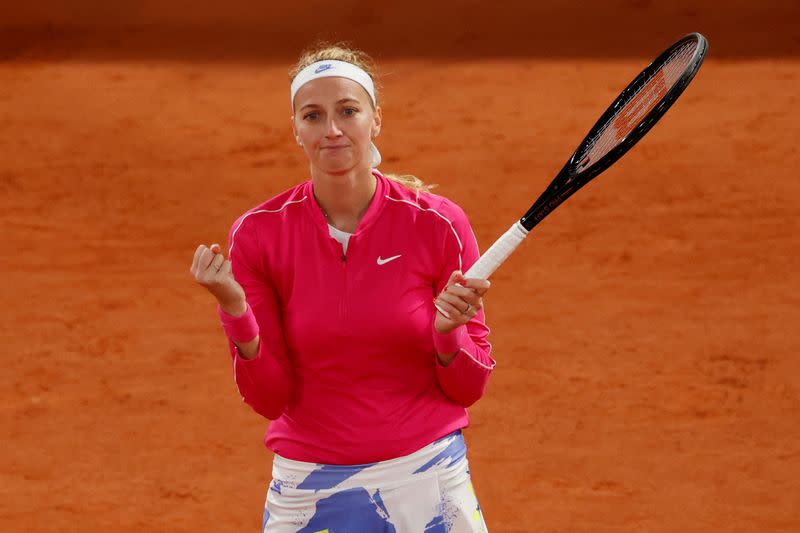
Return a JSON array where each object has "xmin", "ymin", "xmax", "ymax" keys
[{"xmin": 190, "ymin": 44, "xmax": 494, "ymax": 532}]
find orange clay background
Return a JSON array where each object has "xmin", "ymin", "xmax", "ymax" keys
[{"xmin": 2, "ymin": 1, "xmax": 799, "ymax": 531}]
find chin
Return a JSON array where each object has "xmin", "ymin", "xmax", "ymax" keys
[{"xmin": 316, "ymin": 157, "xmax": 361, "ymax": 174}]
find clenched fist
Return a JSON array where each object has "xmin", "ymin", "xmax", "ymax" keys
[{"xmin": 190, "ymin": 243, "xmax": 247, "ymax": 315}]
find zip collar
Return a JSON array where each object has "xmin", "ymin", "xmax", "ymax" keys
[{"xmin": 304, "ymin": 169, "xmax": 388, "ymax": 237}]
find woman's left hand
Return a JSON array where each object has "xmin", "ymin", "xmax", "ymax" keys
[{"xmin": 434, "ymin": 270, "xmax": 491, "ymax": 334}]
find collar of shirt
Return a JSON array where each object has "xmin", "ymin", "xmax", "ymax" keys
[{"xmin": 305, "ymin": 170, "xmax": 389, "ymax": 238}]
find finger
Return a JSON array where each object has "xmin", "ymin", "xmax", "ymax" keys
[
  {"xmin": 445, "ymin": 297, "xmax": 475, "ymax": 323},
  {"xmin": 437, "ymin": 290, "xmax": 472, "ymax": 314},
  {"xmin": 209, "ymin": 252, "xmax": 225, "ymax": 273},
  {"xmin": 219, "ymin": 259, "xmax": 232, "ymax": 276},
  {"xmin": 191, "ymin": 244, "xmax": 207, "ymax": 272},
  {"xmin": 198, "ymin": 247, "xmax": 216, "ymax": 271},
  {"xmin": 442, "ymin": 289, "xmax": 484, "ymax": 315},
  {"xmin": 444, "ymin": 270, "xmax": 463, "ymax": 289},
  {"xmin": 434, "ymin": 297, "xmax": 463, "ymax": 321},
  {"xmin": 433, "ymin": 300, "xmax": 452, "ymax": 319},
  {"xmin": 210, "ymin": 243, "xmax": 223, "ymax": 257},
  {"xmin": 444, "ymin": 283, "xmax": 483, "ymax": 305},
  {"xmin": 461, "ymin": 278, "xmax": 491, "ymax": 296}
]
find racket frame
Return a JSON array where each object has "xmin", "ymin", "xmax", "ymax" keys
[
  {"xmin": 520, "ymin": 32, "xmax": 708, "ymax": 232},
  {"xmin": 464, "ymin": 32, "xmax": 708, "ymax": 280}
]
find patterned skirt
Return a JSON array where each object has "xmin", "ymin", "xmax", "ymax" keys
[{"xmin": 262, "ymin": 430, "xmax": 488, "ymax": 532}]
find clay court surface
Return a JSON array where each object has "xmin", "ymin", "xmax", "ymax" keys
[{"xmin": 2, "ymin": 2, "xmax": 800, "ymax": 531}]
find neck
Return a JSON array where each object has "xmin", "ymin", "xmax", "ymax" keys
[{"xmin": 312, "ymin": 166, "xmax": 377, "ymax": 234}]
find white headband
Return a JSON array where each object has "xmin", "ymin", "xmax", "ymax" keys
[
  {"xmin": 291, "ymin": 60, "xmax": 376, "ymax": 110},
  {"xmin": 290, "ymin": 60, "xmax": 381, "ymax": 167}
]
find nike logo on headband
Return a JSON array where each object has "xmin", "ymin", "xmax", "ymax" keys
[{"xmin": 314, "ymin": 64, "xmax": 334, "ymax": 74}]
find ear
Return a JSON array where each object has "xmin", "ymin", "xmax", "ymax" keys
[
  {"xmin": 372, "ymin": 106, "xmax": 383, "ymax": 138},
  {"xmin": 290, "ymin": 116, "xmax": 302, "ymax": 146}
]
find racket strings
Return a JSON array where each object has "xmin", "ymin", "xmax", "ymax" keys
[{"xmin": 577, "ymin": 39, "xmax": 699, "ymax": 172}]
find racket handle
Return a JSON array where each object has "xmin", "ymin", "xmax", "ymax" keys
[{"xmin": 464, "ymin": 221, "xmax": 529, "ymax": 280}]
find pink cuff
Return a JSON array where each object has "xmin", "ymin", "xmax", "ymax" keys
[
  {"xmin": 217, "ymin": 303, "xmax": 259, "ymax": 343},
  {"xmin": 432, "ymin": 324, "xmax": 466, "ymax": 355}
]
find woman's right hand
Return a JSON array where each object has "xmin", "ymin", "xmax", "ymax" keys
[{"xmin": 190, "ymin": 243, "xmax": 247, "ymax": 315}]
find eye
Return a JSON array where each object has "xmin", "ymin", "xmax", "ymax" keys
[
  {"xmin": 342, "ymin": 107, "xmax": 358, "ymax": 117},
  {"xmin": 303, "ymin": 111, "xmax": 319, "ymax": 121}
]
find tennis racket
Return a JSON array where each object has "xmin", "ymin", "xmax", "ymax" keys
[{"xmin": 465, "ymin": 32, "xmax": 708, "ymax": 280}]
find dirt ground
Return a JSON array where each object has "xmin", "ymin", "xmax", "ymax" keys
[{"xmin": 2, "ymin": 3, "xmax": 800, "ymax": 532}]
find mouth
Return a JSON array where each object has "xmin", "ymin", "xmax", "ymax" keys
[{"xmin": 321, "ymin": 145, "xmax": 350, "ymax": 151}]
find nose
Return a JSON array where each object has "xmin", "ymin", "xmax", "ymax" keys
[{"xmin": 324, "ymin": 116, "xmax": 343, "ymax": 137}]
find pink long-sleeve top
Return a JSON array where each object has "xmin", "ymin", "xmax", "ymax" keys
[{"xmin": 221, "ymin": 170, "xmax": 495, "ymax": 465}]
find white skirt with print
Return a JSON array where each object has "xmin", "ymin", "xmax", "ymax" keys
[{"xmin": 262, "ymin": 430, "xmax": 488, "ymax": 532}]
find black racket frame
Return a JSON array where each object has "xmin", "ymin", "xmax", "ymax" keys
[{"xmin": 519, "ymin": 32, "xmax": 708, "ymax": 232}]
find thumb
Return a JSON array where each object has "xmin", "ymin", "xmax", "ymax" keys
[
  {"xmin": 210, "ymin": 243, "xmax": 223, "ymax": 256},
  {"xmin": 447, "ymin": 270, "xmax": 465, "ymax": 288}
]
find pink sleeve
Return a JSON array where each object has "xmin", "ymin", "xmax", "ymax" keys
[
  {"xmin": 433, "ymin": 204, "xmax": 496, "ymax": 407},
  {"xmin": 223, "ymin": 217, "xmax": 293, "ymax": 420}
]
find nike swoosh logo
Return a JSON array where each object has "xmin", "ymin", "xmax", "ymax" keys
[{"xmin": 376, "ymin": 254, "xmax": 402, "ymax": 265}]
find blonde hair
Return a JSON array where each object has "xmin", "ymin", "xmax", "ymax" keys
[{"xmin": 290, "ymin": 42, "xmax": 434, "ymax": 193}]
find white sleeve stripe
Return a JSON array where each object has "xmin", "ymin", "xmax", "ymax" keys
[
  {"xmin": 457, "ymin": 347, "xmax": 496, "ymax": 370},
  {"xmin": 229, "ymin": 196, "xmax": 308, "ymax": 254},
  {"xmin": 384, "ymin": 195, "xmax": 463, "ymax": 271},
  {"xmin": 232, "ymin": 351, "xmax": 246, "ymax": 401}
]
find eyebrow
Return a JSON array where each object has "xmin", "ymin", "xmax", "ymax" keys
[{"xmin": 299, "ymin": 98, "xmax": 361, "ymax": 111}]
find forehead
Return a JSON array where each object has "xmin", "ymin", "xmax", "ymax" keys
[{"xmin": 293, "ymin": 76, "xmax": 373, "ymax": 109}]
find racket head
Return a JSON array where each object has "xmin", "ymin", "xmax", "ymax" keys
[{"xmin": 522, "ymin": 32, "xmax": 708, "ymax": 230}]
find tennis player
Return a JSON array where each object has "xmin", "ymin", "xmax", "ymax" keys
[{"xmin": 190, "ymin": 43, "xmax": 494, "ymax": 532}]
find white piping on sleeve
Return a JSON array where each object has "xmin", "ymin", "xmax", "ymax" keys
[
  {"xmin": 229, "ymin": 196, "xmax": 308, "ymax": 254},
  {"xmin": 456, "ymin": 347, "xmax": 496, "ymax": 370},
  {"xmin": 232, "ymin": 352, "xmax": 245, "ymax": 401},
  {"xmin": 228, "ymin": 197, "xmax": 307, "ymax": 401},
  {"xmin": 384, "ymin": 195, "xmax": 463, "ymax": 271}
]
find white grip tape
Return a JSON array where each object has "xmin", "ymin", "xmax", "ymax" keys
[{"xmin": 464, "ymin": 221, "xmax": 529, "ymax": 280}]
